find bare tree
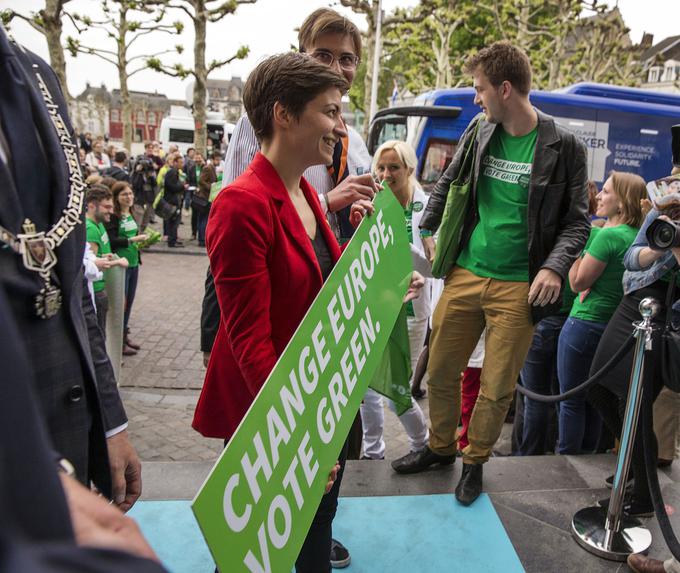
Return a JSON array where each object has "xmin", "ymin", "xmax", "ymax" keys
[
  {"xmin": 2, "ymin": 0, "xmax": 76, "ymax": 99},
  {"xmin": 147, "ymin": 0, "xmax": 254, "ymax": 156},
  {"xmin": 65, "ymin": 0, "xmax": 182, "ymax": 151}
]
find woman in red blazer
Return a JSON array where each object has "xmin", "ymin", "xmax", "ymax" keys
[{"xmin": 192, "ymin": 53, "xmax": 367, "ymax": 572}]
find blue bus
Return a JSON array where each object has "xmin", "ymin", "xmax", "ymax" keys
[{"xmin": 367, "ymin": 83, "xmax": 680, "ymax": 192}]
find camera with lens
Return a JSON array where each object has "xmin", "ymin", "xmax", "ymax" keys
[
  {"xmin": 647, "ymin": 218, "xmax": 680, "ymax": 250},
  {"xmin": 134, "ymin": 157, "xmax": 155, "ymax": 175}
]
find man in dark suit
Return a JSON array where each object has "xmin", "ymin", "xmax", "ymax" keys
[
  {"xmin": 0, "ymin": 26, "xmax": 141, "ymax": 511},
  {"xmin": 0, "ymin": 279, "xmax": 166, "ymax": 573}
]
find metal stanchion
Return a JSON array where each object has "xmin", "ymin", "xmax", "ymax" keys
[{"xmin": 571, "ymin": 297, "xmax": 659, "ymax": 561}]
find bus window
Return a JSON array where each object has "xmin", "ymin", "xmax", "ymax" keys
[
  {"xmin": 168, "ymin": 128, "xmax": 194, "ymax": 144},
  {"xmin": 377, "ymin": 122, "xmax": 407, "ymax": 146},
  {"xmin": 420, "ymin": 139, "xmax": 457, "ymax": 191}
]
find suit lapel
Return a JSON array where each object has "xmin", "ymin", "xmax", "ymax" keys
[
  {"xmin": 11, "ymin": 44, "xmax": 71, "ymax": 229},
  {"xmin": 249, "ymin": 154, "xmax": 326, "ymax": 285},
  {"xmin": 528, "ymin": 110, "xmax": 560, "ymax": 228},
  {"xmin": 0, "ymin": 157, "xmax": 23, "ymax": 233}
]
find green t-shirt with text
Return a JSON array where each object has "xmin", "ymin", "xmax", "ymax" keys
[
  {"xmin": 569, "ymin": 224, "xmax": 638, "ymax": 322},
  {"xmin": 457, "ymin": 126, "xmax": 537, "ymax": 281},
  {"xmin": 116, "ymin": 214, "xmax": 139, "ymax": 268},
  {"xmin": 86, "ymin": 217, "xmax": 111, "ymax": 293}
]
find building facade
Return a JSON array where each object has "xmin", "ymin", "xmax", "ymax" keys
[
  {"xmin": 70, "ymin": 84, "xmax": 184, "ymax": 141},
  {"xmin": 641, "ymin": 35, "xmax": 680, "ymax": 94}
]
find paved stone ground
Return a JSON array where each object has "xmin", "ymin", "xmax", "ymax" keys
[{"xmin": 121, "ymin": 216, "xmax": 512, "ymax": 463}]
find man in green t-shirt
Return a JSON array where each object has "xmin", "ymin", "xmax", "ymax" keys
[
  {"xmin": 393, "ymin": 42, "xmax": 590, "ymax": 506},
  {"xmin": 85, "ymin": 186, "xmax": 128, "ymax": 335}
]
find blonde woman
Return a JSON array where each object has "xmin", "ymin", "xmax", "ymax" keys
[{"xmin": 361, "ymin": 140, "xmax": 432, "ymax": 467}]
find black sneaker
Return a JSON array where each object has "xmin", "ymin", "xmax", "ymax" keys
[
  {"xmin": 605, "ymin": 473, "xmax": 634, "ymax": 490},
  {"xmin": 330, "ymin": 538, "xmax": 350, "ymax": 569},
  {"xmin": 597, "ymin": 495, "xmax": 654, "ymax": 518},
  {"xmin": 391, "ymin": 447, "xmax": 455, "ymax": 474}
]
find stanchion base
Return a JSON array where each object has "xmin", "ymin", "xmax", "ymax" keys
[{"xmin": 571, "ymin": 506, "xmax": 652, "ymax": 561}]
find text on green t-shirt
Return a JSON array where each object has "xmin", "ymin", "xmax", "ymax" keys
[
  {"xmin": 116, "ymin": 214, "xmax": 139, "ymax": 268},
  {"xmin": 457, "ymin": 125, "xmax": 537, "ymax": 282}
]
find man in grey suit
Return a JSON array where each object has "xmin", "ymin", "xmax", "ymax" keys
[{"xmin": 0, "ymin": 26, "xmax": 141, "ymax": 510}]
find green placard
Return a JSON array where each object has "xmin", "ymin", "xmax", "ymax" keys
[{"xmin": 192, "ymin": 188, "xmax": 412, "ymax": 573}]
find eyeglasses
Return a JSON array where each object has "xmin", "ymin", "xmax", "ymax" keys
[{"xmin": 309, "ymin": 50, "xmax": 360, "ymax": 71}]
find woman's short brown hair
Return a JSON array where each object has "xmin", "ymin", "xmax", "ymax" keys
[
  {"xmin": 243, "ymin": 52, "xmax": 349, "ymax": 142},
  {"xmin": 298, "ymin": 8, "xmax": 361, "ymax": 60},
  {"xmin": 610, "ymin": 171, "xmax": 647, "ymax": 228},
  {"xmin": 465, "ymin": 41, "xmax": 532, "ymax": 96}
]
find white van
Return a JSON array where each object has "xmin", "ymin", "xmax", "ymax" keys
[{"xmin": 159, "ymin": 112, "xmax": 235, "ymax": 155}]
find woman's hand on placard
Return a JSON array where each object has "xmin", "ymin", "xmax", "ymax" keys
[
  {"xmin": 349, "ymin": 198, "xmax": 375, "ymax": 228},
  {"xmin": 403, "ymin": 271, "xmax": 425, "ymax": 303},
  {"xmin": 325, "ymin": 461, "xmax": 341, "ymax": 494}
]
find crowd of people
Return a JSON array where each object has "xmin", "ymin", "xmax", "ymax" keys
[{"xmin": 1, "ymin": 6, "xmax": 679, "ymax": 573}]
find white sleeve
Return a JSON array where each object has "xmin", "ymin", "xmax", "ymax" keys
[
  {"xmin": 222, "ymin": 114, "xmax": 260, "ymax": 188},
  {"xmin": 83, "ymin": 243, "xmax": 103, "ymax": 283}
]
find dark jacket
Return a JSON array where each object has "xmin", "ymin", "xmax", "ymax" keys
[
  {"xmin": 103, "ymin": 164, "xmax": 130, "ymax": 182},
  {"xmin": 0, "ymin": 281, "xmax": 166, "ymax": 573},
  {"xmin": 0, "ymin": 39, "xmax": 126, "ymax": 493},
  {"xmin": 420, "ymin": 110, "xmax": 590, "ymax": 323},
  {"xmin": 163, "ymin": 167, "xmax": 185, "ymax": 206}
]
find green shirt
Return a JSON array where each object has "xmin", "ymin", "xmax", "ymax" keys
[
  {"xmin": 457, "ymin": 126, "xmax": 537, "ymax": 281},
  {"xmin": 116, "ymin": 214, "xmax": 139, "ymax": 268},
  {"xmin": 570, "ymin": 224, "xmax": 638, "ymax": 322},
  {"xmin": 86, "ymin": 217, "xmax": 111, "ymax": 293}
]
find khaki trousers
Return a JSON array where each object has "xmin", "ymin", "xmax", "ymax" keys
[
  {"xmin": 654, "ymin": 386, "xmax": 680, "ymax": 461},
  {"xmin": 428, "ymin": 266, "xmax": 535, "ymax": 463}
]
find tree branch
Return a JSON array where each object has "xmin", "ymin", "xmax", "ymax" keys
[{"xmin": 5, "ymin": 10, "xmax": 44, "ymax": 33}]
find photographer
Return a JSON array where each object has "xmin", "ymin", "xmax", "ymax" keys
[
  {"xmin": 586, "ymin": 187, "xmax": 680, "ymax": 518},
  {"xmin": 131, "ymin": 156, "xmax": 158, "ymax": 232}
]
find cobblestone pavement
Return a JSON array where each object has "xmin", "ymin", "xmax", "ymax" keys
[{"xmin": 122, "ymin": 219, "xmax": 511, "ymax": 464}]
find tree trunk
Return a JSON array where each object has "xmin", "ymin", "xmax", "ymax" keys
[
  {"xmin": 361, "ymin": 4, "xmax": 378, "ymax": 140},
  {"xmin": 42, "ymin": 0, "xmax": 70, "ymax": 101},
  {"xmin": 117, "ymin": 7, "xmax": 133, "ymax": 152},
  {"xmin": 193, "ymin": 0, "xmax": 208, "ymax": 156}
]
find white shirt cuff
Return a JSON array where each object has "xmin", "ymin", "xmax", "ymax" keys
[{"xmin": 105, "ymin": 422, "xmax": 129, "ymax": 439}]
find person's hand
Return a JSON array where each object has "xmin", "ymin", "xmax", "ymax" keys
[
  {"xmin": 59, "ymin": 473, "xmax": 160, "ymax": 561},
  {"xmin": 94, "ymin": 257, "xmax": 114, "ymax": 271},
  {"xmin": 116, "ymin": 257, "xmax": 130, "ymax": 269},
  {"xmin": 106, "ymin": 430, "xmax": 142, "ymax": 512},
  {"xmin": 131, "ymin": 234, "xmax": 149, "ymax": 243},
  {"xmin": 327, "ymin": 174, "xmax": 379, "ymax": 212},
  {"xmin": 403, "ymin": 271, "xmax": 425, "ymax": 303},
  {"xmin": 422, "ymin": 236, "xmax": 436, "ymax": 263},
  {"xmin": 325, "ymin": 461, "xmax": 341, "ymax": 494},
  {"xmin": 528, "ymin": 268, "xmax": 562, "ymax": 306},
  {"xmin": 203, "ymin": 351, "xmax": 211, "ymax": 368},
  {"xmin": 349, "ymin": 198, "xmax": 375, "ymax": 228}
]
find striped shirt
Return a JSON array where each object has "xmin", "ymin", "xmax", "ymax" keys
[{"xmin": 222, "ymin": 114, "xmax": 371, "ymax": 227}]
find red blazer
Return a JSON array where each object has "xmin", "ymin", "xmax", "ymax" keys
[{"xmin": 192, "ymin": 153, "xmax": 342, "ymax": 439}]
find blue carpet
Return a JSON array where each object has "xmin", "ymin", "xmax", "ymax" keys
[{"xmin": 130, "ymin": 494, "xmax": 524, "ymax": 573}]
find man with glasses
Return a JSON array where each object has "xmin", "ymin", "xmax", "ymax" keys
[
  {"xmin": 197, "ymin": 8, "xmax": 378, "ymax": 570},
  {"xmin": 221, "ymin": 8, "xmax": 377, "ymax": 243}
]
